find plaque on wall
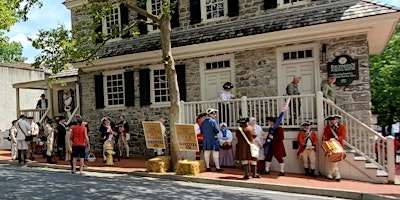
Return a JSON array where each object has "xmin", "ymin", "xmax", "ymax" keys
[{"xmin": 327, "ymin": 55, "xmax": 359, "ymax": 86}]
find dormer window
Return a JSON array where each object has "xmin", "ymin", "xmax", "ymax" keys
[
  {"xmin": 279, "ymin": 0, "xmax": 309, "ymax": 8},
  {"xmin": 103, "ymin": 6, "xmax": 121, "ymax": 39},
  {"xmin": 202, "ymin": 0, "xmax": 228, "ymax": 20}
]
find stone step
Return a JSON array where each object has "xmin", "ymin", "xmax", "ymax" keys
[
  {"xmin": 365, "ymin": 163, "xmax": 379, "ymax": 169},
  {"xmin": 376, "ymin": 170, "xmax": 388, "ymax": 177}
]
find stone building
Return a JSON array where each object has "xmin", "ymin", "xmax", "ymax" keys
[{"xmin": 64, "ymin": 0, "xmax": 400, "ymax": 182}]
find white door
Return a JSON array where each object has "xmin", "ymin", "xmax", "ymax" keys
[
  {"xmin": 282, "ymin": 61, "xmax": 315, "ymax": 95},
  {"xmin": 204, "ymin": 71, "xmax": 232, "ymax": 101},
  {"xmin": 282, "ymin": 60, "xmax": 315, "ymax": 121}
]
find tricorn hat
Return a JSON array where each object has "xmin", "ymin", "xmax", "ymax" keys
[
  {"xmin": 237, "ymin": 117, "xmax": 250, "ymax": 124},
  {"xmin": 325, "ymin": 115, "xmax": 342, "ymax": 120},
  {"xmin": 300, "ymin": 121, "xmax": 314, "ymax": 127},
  {"xmin": 223, "ymin": 82, "xmax": 234, "ymax": 89},
  {"xmin": 206, "ymin": 108, "xmax": 218, "ymax": 115}
]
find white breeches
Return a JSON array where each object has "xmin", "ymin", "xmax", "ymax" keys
[
  {"xmin": 203, "ymin": 150, "xmax": 220, "ymax": 169},
  {"xmin": 241, "ymin": 160, "xmax": 257, "ymax": 165},
  {"xmin": 300, "ymin": 149, "xmax": 316, "ymax": 169}
]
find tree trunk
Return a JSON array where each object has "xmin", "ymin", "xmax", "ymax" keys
[{"xmin": 159, "ymin": 10, "xmax": 181, "ymax": 169}]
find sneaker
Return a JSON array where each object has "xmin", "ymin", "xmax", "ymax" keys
[
  {"xmin": 279, "ymin": 172, "xmax": 285, "ymax": 176},
  {"xmin": 216, "ymin": 168, "xmax": 224, "ymax": 172},
  {"xmin": 252, "ymin": 174, "xmax": 261, "ymax": 178},
  {"xmin": 206, "ymin": 168, "xmax": 211, "ymax": 172},
  {"xmin": 326, "ymin": 174, "xmax": 333, "ymax": 180}
]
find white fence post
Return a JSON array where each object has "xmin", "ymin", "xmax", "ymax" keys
[
  {"xmin": 316, "ymin": 91, "xmax": 326, "ymax": 176},
  {"xmin": 179, "ymin": 100, "xmax": 185, "ymax": 123},
  {"xmin": 386, "ymin": 136, "xmax": 395, "ymax": 182},
  {"xmin": 241, "ymin": 96, "xmax": 248, "ymax": 118}
]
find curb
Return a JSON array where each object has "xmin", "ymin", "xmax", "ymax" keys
[{"xmin": 0, "ymin": 160, "xmax": 397, "ymax": 200}]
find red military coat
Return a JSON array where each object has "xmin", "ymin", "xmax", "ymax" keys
[
  {"xmin": 297, "ymin": 130, "xmax": 318, "ymax": 156},
  {"xmin": 266, "ymin": 126, "xmax": 286, "ymax": 158},
  {"xmin": 322, "ymin": 123, "xmax": 346, "ymax": 146}
]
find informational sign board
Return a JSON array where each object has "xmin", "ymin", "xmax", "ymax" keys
[
  {"xmin": 142, "ymin": 121, "xmax": 165, "ymax": 149},
  {"xmin": 327, "ymin": 55, "xmax": 359, "ymax": 86},
  {"xmin": 175, "ymin": 123, "xmax": 199, "ymax": 151}
]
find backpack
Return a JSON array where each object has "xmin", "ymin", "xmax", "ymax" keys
[{"xmin": 7, "ymin": 129, "xmax": 12, "ymax": 141}]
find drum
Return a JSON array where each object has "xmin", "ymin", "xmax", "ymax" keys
[{"xmin": 321, "ymin": 139, "xmax": 346, "ymax": 162}]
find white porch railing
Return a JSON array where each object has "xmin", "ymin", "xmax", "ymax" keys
[
  {"xmin": 180, "ymin": 94, "xmax": 316, "ymax": 129},
  {"xmin": 322, "ymin": 98, "xmax": 395, "ymax": 181},
  {"xmin": 66, "ymin": 106, "xmax": 80, "ymax": 125},
  {"xmin": 19, "ymin": 108, "xmax": 48, "ymax": 123},
  {"xmin": 180, "ymin": 92, "xmax": 395, "ymax": 182}
]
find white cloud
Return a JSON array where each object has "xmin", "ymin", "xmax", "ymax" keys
[{"xmin": 5, "ymin": 0, "xmax": 70, "ymax": 63}]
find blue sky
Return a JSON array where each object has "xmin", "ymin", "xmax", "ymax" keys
[{"xmin": 5, "ymin": 0, "xmax": 400, "ymax": 63}]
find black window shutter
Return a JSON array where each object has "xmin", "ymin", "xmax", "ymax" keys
[
  {"xmin": 94, "ymin": 74, "xmax": 105, "ymax": 109},
  {"xmin": 264, "ymin": 0, "xmax": 278, "ymax": 10},
  {"xmin": 57, "ymin": 90, "xmax": 65, "ymax": 113},
  {"xmin": 137, "ymin": 2, "xmax": 148, "ymax": 35},
  {"xmin": 93, "ymin": 17, "xmax": 103, "ymax": 44},
  {"xmin": 190, "ymin": 0, "xmax": 201, "ymax": 25},
  {"xmin": 139, "ymin": 69, "xmax": 151, "ymax": 106},
  {"xmin": 227, "ymin": 0, "xmax": 239, "ymax": 17},
  {"xmin": 171, "ymin": 0, "xmax": 180, "ymax": 28},
  {"xmin": 176, "ymin": 64, "xmax": 186, "ymax": 102},
  {"xmin": 120, "ymin": 3, "xmax": 130, "ymax": 38},
  {"xmin": 124, "ymin": 71, "xmax": 135, "ymax": 107}
]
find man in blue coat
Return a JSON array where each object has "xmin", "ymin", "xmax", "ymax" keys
[{"xmin": 201, "ymin": 108, "xmax": 224, "ymax": 172}]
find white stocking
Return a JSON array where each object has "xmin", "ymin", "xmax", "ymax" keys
[
  {"xmin": 204, "ymin": 150, "xmax": 212, "ymax": 168},
  {"xmin": 212, "ymin": 151, "xmax": 220, "ymax": 169},
  {"xmin": 265, "ymin": 161, "xmax": 271, "ymax": 172}
]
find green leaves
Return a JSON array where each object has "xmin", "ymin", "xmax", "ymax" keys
[
  {"xmin": 0, "ymin": 37, "xmax": 26, "ymax": 63},
  {"xmin": 370, "ymin": 24, "xmax": 400, "ymax": 129}
]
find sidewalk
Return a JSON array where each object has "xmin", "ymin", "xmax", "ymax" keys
[{"xmin": 0, "ymin": 150, "xmax": 399, "ymax": 200}]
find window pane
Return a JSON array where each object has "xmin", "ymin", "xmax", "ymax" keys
[
  {"xmin": 298, "ymin": 51, "xmax": 305, "ymax": 58},
  {"xmin": 290, "ymin": 52, "xmax": 297, "ymax": 59},
  {"xmin": 306, "ymin": 50, "xmax": 312, "ymax": 57},
  {"xmin": 283, "ymin": 52, "xmax": 289, "ymax": 60}
]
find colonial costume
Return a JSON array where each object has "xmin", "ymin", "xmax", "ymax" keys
[
  {"xmin": 322, "ymin": 115, "xmax": 347, "ymax": 181},
  {"xmin": 200, "ymin": 108, "xmax": 223, "ymax": 172},
  {"xmin": 10, "ymin": 120, "xmax": 18, "ymax": 160},
  {"xmin": 235, "ymin": 118, "xmax": 260, "ymax": 179},
  {"xmin": 99, "ymin": 117, "xmax": 116, "ymax": 162},
  {"xmin": 217, "ymin": 122, "xmax": 235, "ymax": 167},
  {"xmin": 16, "ymin": 116, "xmax": 31, "ymax": 164},
  {"xmin": 56, "ymin": 116, "xmax": 67, "ymax": 160},
  {"xmin": 218, "ymin": 82, "xmax": 235, "ymax": 126},
  {"xmin": 194, "ymin": 112, "xmax": 207, "ymax": 160},
  {"xmin": 116, "ymin": 116, "xmax": 130, "ymax": 158},
  {"xmin": 297, "ymin": 121, "xmax": 318, "ymax": 177},
  {"xmin": 249, "ymin": 117, "xmax": 266, "ymax": 172},
  {"xmin": 45, "ymin": 119, "xmax": 55, "ymax": 163},
  {"xmin": 264, "ymin": 116, "xmax": 286, "ymax": 176}
]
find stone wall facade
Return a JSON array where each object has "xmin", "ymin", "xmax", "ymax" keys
[{"xmin": 81, "ymin": 34, "xmax": 372, "ymax": 156}]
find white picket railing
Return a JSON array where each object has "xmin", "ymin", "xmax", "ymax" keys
[
  {"xmin": 19, "ymin": 108, "xmax": 48, "ymax": 123},
  {"xmin": 180, "ymin": 92, "xmax": 395, "ymax": 182}
]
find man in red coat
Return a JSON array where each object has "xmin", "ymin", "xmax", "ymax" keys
[
  {"xmin": 297, "ymin": 121, "xmax": 318, "ymax": 178},
  {"xmin": 322, "ymin": 115, "xmax": 347, "ymax": 181},
  {"xmin": 263, "ymin": 117, "xmax": 286, "ymax": 176}
]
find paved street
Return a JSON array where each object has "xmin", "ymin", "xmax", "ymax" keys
[{"xmin": 0, "ymin": 164, "xmax": 347, "ymax": 200}]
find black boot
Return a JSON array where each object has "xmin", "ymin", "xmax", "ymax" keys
[
  {"xmin": 252, "ymin": 165, "xmax": 261, "ymax": 178},
  {"xmin": 310, "ymin": 169, "xmax": 317, "ymax": 178},
  {"xmin": 18, "ymin": 150, "xmax": 22, "ymax": 163},
  {"xmin": 23, "ymin": 151, "xmax": 27, "ymax": 163},
  {"xmin": 304, "ymin": 168, "xmax": 310, "ymax": 176}
]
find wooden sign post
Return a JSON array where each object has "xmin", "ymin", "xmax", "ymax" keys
[{"xmin": 142, "ymin": 121, "xmax": 165, "ymax": 149}]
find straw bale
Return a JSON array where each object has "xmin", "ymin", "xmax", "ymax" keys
[
  {"xmin": 175, "ymin": 160, "xmax": 206, "ymax": 175},
  {"xmin": 145, "ymin": 156, "xmax": 171, "ymax": 173}
]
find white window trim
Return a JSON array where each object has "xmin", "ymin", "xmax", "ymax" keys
[
  {"xmin": 102, "ymin": 4, "xmax": 122, "ymax": 41},
  {"xmin": 199, "ymin": 54, "xmax": 235, "ymax": 101},
  {"xmin": 200, "ymin": 0, "xmax": 229, "ymax": 23},
  {"xmin": 146, "ymin": 0, "xmax": 161, "ymax": 34},
  {"xmin": 278, "ymin": 0, "xmax": 310, "ymax": 8},
  {"xmin": 276, "ymin": 43, "xmax": 320, "ymax": 96},
  {"xmin": 150, "ymin": 65, "xmax": 170, "ymax": 107},
  {"xmin": 103, "ymin": 69, "xmax": 126, "ymax": 108}
]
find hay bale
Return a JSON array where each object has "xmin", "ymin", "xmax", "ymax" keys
[
  {"xmin": 145, "ymin": 156, "xmax": 171, "ymax": 173},
  {"xmin": 175, "ymin": 160, "xmax": 206, "ymax": 175}
]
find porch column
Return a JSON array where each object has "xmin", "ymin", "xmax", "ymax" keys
[
  {"xmin": 16, "ymin": 88, "xmax": 20, "ymax": 118},
  {"xmin": 316, "ymin": 91, "xmax": 326, "ymax": 175},
  {"xmin": 241, "ymin": 96, "xmax": 248, "ymax": 118},
  {"xmin": 75, "ymin": 82, "xmax": 80, "ymax": 114},
  {"xmin": 48, "ymin": 88, "xmax": 53, "ymax": 118},
  {"xmin": 386, "ymin": 136, "xmax": 395, "ymax": 182}
]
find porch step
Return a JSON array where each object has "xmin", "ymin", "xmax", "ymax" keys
[
  {"xmin": 376, "ymin": 170, "xmax": 388, "ymax": 177},
  {"xmin": 365, "ymin": 163, "xmax": 380, "ymax": 169},
  {"xmin": 354, "ymin": 156, "xmax": 367, "ymax": 161}
]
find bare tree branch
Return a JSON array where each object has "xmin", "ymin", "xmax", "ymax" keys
[{"xmin": 122, "ymin": 0, "xmax": 160, "ymax": 23}]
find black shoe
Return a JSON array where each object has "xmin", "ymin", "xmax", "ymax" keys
[
  {"xmin": 279, "ymin": 172, "xmax": 285, "ymax": 176},
  {"xmin": 103, "ymin": 160, "xmax": 106, "ymax": 163},
  {"xmin": 206, "ymin": 168, "xmax": 211, "ymax": 172},
  {"xmin": 216, "ymin": 168, "xmax": 224, "ymax": 172},
  {"xmin": 260, "ymin": 171, "xmax": 270, "ymax": 175},
  {"xmin": 252, "ymin": 174, "xmax": 261, "ymax": 178},
  {"xmin": 243, "ymin": 175, "xmax": 249, "ymax": 180}
]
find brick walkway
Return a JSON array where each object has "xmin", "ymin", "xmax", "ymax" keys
[{"xmin": 1, "ymin": 150, "xmax": 399, "ymax": 198}]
